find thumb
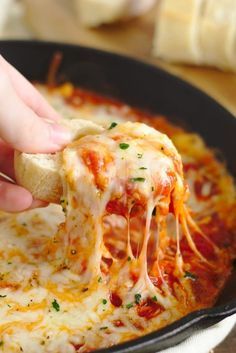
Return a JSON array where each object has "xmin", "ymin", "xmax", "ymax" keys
[{"xmin": 0, "ymin": 67, "xmax": 70, "ymax": 153}]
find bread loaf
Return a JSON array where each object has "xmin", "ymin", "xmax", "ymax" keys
[{"xmin": 153, "ymin": 0, "xmax": 236, "ymax": 72}]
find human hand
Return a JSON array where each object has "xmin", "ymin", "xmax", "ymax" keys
[{"xmin": 0, "ymin": 55, "xmax": 70, "ymax": 212}]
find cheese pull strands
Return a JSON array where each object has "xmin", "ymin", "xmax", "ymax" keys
[{"xmin": 60, "ymin": 121, "xmax": 216, "ymax": 302}]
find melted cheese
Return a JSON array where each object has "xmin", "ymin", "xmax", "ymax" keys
[{"xmin": 0, "ymin": 85, "xmax": 234, "ymax": 352}]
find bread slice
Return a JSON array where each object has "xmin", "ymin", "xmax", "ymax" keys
[
  {"xmin": 75, "ymin": 0, "xmax": 156, "ymax": 27},
  {"xmin": 153, "ymin": 0, "xmax": 236, "ymax": 72},
  {"xmin": 153, "ymin": 0, "xmax": 204, "ymax": 64},
  {"xmin": 14, "ymin": 119, "xmax": 104, "ymax": 203},
  {"xmin": 0, "ymin": 0, "xmax": 12, "ymax": 33},
  {"xmin": 199, "ymin": 0, "xmax": 236, "ymax": 71}
]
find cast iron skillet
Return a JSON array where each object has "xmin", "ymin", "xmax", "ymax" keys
[{"xmin": 0, "ymin": 40, "xmax": 235, "ymax": 353}]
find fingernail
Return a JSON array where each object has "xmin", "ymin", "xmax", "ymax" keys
[{"xmin": 50, "ymin": 124, "xmax": 71, "ymax": 145}]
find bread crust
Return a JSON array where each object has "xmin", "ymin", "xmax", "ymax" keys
[{"xmin": 14, "ymin": 119, "xmax": 104, "ymax": 203}]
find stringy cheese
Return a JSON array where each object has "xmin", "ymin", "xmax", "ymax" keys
[{"xmin": 0, "ymin": 85, "xmax": 234, "ymax": 353}]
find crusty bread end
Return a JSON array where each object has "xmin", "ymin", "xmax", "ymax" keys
[{"xmin": 14, "ymin": 119, "xmax": 104, "ymax": 203}]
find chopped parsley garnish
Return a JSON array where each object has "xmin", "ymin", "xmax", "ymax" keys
[
  {"xmin": 137, "ymin": 153, "xmax": 143, "ymax": 159},
  {"xmin": 98, "ymin": 276, "xmax": 102, "ymax": 283},
  {"xmin": 119, "ymin": 143, "xmax": 130, "ymax": 150},
  {"xmin": 130, "ymin": 177, "xmax": 145, "ymax": 183},
  {"xmin": 134, "ymin": 293, "xmax": 141, "ymax": 304},
  {"xmin": 108, "ymin": 122, "xmax": 118, "ymax": 130},
  {"xmin": 0, "ymin": 341, "xmax": 3, "ymax": 347},
  {"xmin": 52, "ymin": 299, "xmax": 60, "ymax": 312},
  {"xmin": 0, "ymin": 295, "xmax": 7, "ymax": 298},
  {"xmin": 127, "ymin": 256, "xmax": 131, "ymax": 261},
  {"xmin": 126, "ymin": 303, "xmax": 133, "ymax": 309},
  {"xmin": 87, "ymin": 327, "xmax": 92, "ymax": 331},
  {"xmin": 184, "ymin": 271, "xmax": 198, "ymax": 281},
  {"xmin": 152, "ymin": 296, "xmax": 158, "ymax": 302},
  {"xmin": 139, "ymin": 167, "xmax": 147, "ymax": 170},
  {"xmin": 100, "ymin": 326, "xmax": 108, "ymax": 330},
  {"xmin": 102, "ymin": 299, "xmax": 107, "ymax": 305},
  {"xmin": 60, "ymin": 197, "xmax": 68, "ymax": 213}
]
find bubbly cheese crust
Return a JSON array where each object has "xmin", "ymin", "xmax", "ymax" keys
[{"xmin": 0, "ymin": 84, "xmax": 234, "ymax": 353}]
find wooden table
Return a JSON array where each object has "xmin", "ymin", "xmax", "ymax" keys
[{"xmin": 21, "ymin": 1, "xmax": 236, "ymax": 351}]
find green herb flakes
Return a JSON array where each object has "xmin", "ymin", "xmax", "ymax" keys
[
  {"xmin": 102, "ymin": 299, "xmax": 107, "ymax": 305},
  {"xmin": 52, "ymin": 299, "xmax": 60, "ymax": 312},
  {"xmin": 184, "ymin": 271, "xmax": 197, "ymax": 281},
  {"xmin": 126, "ymin": 303, "xmax": 133, "ymax": 309},
  {"xmin": 137, "ymin": 153, "xmax": 143, "ymax": 159},
  {"xmin": 119, "ymin": 143, "xmax": 130, "ymax": 150},
  {"xmin": 152, "ymin": 296, "xmax": 158, "ymax": 302},
  {"xmin": 108, "ymin": 122, "xmax": 118, "ymax": 130},
  {"xmin": 130, "ymin": 177, "xmax": 145, "ymax": 183},
  {"xmin": 139, "ymin": 167, "xmax": 147, "ymax": 170},
  {"xmin": 134, "ymin": 293, "xmax": 141, "ymax": 304},
  {"xmin": 60, "ymin": 197, "xmax": 68, "ymax": 213}
]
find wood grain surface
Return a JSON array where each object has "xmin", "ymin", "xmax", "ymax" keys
[{"xmin": 22, "ymin": 1, "xmax": 236, "ymax": 352}]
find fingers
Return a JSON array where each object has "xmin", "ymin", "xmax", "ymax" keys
[
  {"xmin": 0, "ymin": 66, "xmax": 70, "ymax": 153},
  {"xmin": 0, "ymin": 181, "xmax": 33, "ymax": 212},
  {"xmin": 0, "ymin": 55, "xmax": 60, "ymax": 122},
  {"xmin": 0, "ymin": 140, "xmax": 14, "ymax": 178},
  {"xmin": 0, "ymin": 180, "xmax": 48, "ymax": 212}
]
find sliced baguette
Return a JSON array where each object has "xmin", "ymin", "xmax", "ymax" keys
[
  {"xmin": 14, "ymin": 119, "xmax": 104, "ymax": 203},
  {"xmin": 199, "ymin": 0, "xmax": 236, "ymax": 71},
  {"xmin": 153, "ymin": 0, "xmax": 236, "ymax": 72},
  {"xmin": 153, "ymin": 0, "xmax": 204, "ymax": 64}
]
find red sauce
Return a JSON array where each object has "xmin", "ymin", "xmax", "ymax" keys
[
  {"xmin": 113, "ymin": 320, "xmax": 124, "ymax": 327},
  {"xmin": 106, "ymin": 200, "xmax": 128, "ymax": 217},
  {"xmin": 137, "ymin": 298, "xmax": 164, "ymax": 319},
  {"xmin": 110, "ymin": 292, "xmax": 122, "ymax": 307},
  {"xmin": 194, "ymin": 177, "xmax": 218, "ymax": 201},
  {"xmin": 82, "ymin": 150, "xmax": 107, "ymax": 190},
  {"xmin": 72, "ymin": 343, "xmax": 84, "ymax": 351}
]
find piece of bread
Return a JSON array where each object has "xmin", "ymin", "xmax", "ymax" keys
[
  {"xmin": 153, "ymin": 0, "xmax": 236, "ymax": 72},
  {"xmin": 0, "ymin": 0, "xmax": 12, "ymax": 33},
  {"xmin": 199, "ymin": 0, "xmax": 236, "ymax": 71},
  {"xmin": 153, "ymin": 0, "xmax": 204, "ymax": 64},
  {"xmin": 14, "ymin": 119, "xmax": 104, "ymax": 203},
  {"xmin": 74, "ymin": 0, "xmax": 157, "ymax": 27}
]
